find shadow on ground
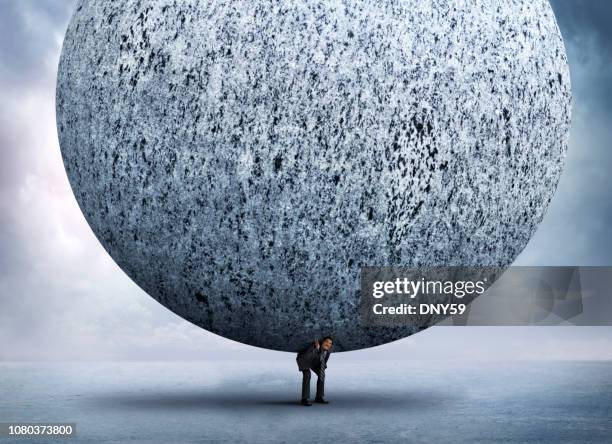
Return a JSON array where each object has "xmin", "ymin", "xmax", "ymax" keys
[{"xmin": 89, "ymin": 389, "xmax": 460, "ymax": 411}]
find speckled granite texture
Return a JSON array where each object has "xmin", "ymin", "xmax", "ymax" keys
[{"xmin": 56, "ymin": 0, "xmax": 571, "ymax": 352}]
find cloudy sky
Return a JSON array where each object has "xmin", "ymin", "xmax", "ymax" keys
[{"xmin": 1, "ymin": 0, "xmax": 611, "ymax": 361}]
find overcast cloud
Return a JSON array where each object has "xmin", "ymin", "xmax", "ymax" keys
[{"xmin": 1, "ymin": 0, "xmax": 611, "ymax": 361}]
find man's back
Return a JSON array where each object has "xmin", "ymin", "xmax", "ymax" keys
[{"xmin": 296, "ymin": 342, "xmax": 319, "ymax": 371}]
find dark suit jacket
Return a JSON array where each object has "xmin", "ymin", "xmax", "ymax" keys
[{"xmin": 296, "ymin": 343, "xmax": 330, "ymax": 371}]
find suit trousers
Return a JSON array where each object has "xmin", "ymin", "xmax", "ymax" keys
[{"xmin": 301, "ymin": 367, "xmax": 325, "ymax": 400}]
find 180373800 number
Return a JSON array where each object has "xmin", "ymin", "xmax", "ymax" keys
[{"xmin": 3, "ymin": 423, "xmax": 76, "ymax": 438}]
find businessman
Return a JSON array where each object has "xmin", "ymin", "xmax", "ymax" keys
[{"xmin": 296, "ymin": 336, "xmax": 333, "ymax": 406}]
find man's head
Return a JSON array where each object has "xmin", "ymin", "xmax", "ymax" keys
[{"xmin": 320, "ymin": 336, "xmax": 333, "ymax": 351}]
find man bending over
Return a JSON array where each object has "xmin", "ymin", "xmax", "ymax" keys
[{"xmin": 296, "ymin": 336, "xmax": 333, "ymax": 406}]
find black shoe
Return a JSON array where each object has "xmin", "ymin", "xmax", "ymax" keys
[
  {"xmin": 314, "ymin": 398, "xmax": 329, "ymax": 404},
  {"xmin": 301, "ymin": 399, "xmax": 312, "ymax": 406}
]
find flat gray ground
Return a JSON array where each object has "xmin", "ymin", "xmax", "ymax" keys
[{"xmin": 1, "ymin": 361, "xmax": 611, "ymax": 443}]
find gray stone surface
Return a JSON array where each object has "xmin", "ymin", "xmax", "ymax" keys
[{"xmin": 56, "ymin": 0, "xmax": 571, "ymax": 352}]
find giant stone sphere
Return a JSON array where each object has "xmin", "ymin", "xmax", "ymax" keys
[{"xmin": 56, "ymin": 0, "xmax": 571, "ymax": 351}]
